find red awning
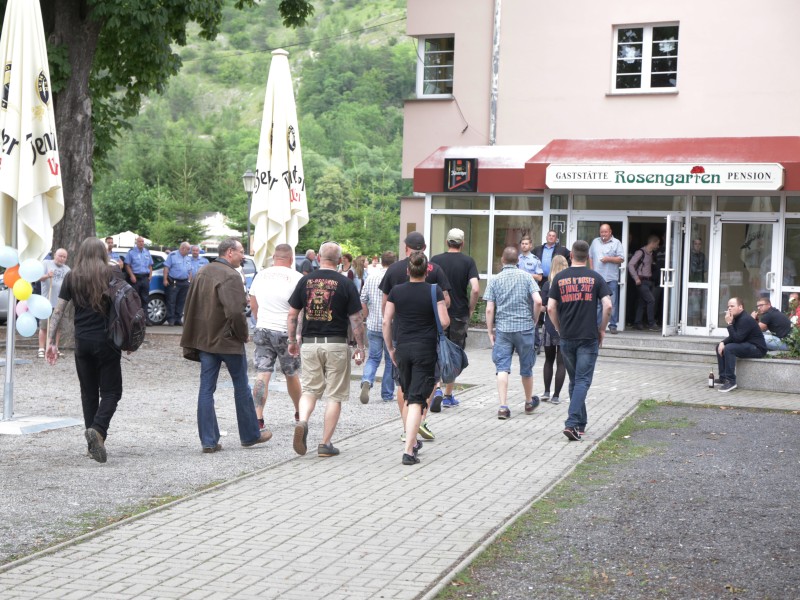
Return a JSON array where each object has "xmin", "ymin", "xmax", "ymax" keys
[
  {"xmin": 524, "ymin": 137, "xmax": 800, "ymax": 191},
  {"xmin": 413, "ymin": 145, "xmax": 543, "ymax": 194}
]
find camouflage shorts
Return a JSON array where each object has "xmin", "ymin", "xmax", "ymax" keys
[{"xmin": 253, "ymin": 328, "xmax": 301, "ymax": 375}]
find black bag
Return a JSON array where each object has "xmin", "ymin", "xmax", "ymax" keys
[
  {"xmin": 105, "ymin": 277, "xmax": 147, "ymax": 352},
  {"xmin": 430, "ymin": 284, "xmax": 469, "ymax": 384}
]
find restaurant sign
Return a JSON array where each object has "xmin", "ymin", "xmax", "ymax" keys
[{"xmin": 546, "ymin": 163, "xmax": 784, "ymax": 191}]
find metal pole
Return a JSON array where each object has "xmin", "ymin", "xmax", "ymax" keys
[{"xmin": 246, "ymin": 191, "xmax": 252, "ymax": 255}]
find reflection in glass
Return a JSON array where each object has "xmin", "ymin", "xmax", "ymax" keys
[
  {"xmin": 781, "ymin": 219, "xmax": 800, "ymax": 286},
  {"xmin": 431, "ymin": 196, "xmax": 490, "ymax": 210},
  {"xmin": 689, "ymin": 218, "xmax": 710, "ymax": 283},
  {"xmin": 687, "ymin": 288, "xmax": 707, "ymax": 327},
  {"xmin": 717, "ymin": 196, "xmax": 779, "ymax": 212},
  {"xmin": 718, "ymin": 222, "xmax": 773, "ymax": 318},
  {"xmin": 430, "ymin": 214, "xmax": 489, "ymax": 272},
  {"xmin": 495, "ymin": 196, "xmax": 543, "ymax": 211},
  {"xmin": 493, "ymin": 215, "xmax": 542, "ymax": 273}
]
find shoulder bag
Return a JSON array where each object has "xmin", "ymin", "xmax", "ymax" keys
[{"xmin": 430, "ymin": 284, "xmax": 469, "ymax": 384}]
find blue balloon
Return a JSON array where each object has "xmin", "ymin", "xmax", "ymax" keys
[
  {"xmin": 26, "ymin": 294, "xmax": 53, "ymax": 319},
  {"xmin": 0, "ymin": 245, "xmax": 18, "ymax": 268},
  {"xmin": 15, "ymin": 312, "xmax": 37, "ymax": 337},
  {"xmin": 19, "ymin": 259, "xmax": 45, "ymax": 283}
]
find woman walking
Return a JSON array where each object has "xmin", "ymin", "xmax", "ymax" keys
[
  {"xmin": 539, "ymin": 255, "xmax": 568, "ymax": 405},
  {"xmin": 46, "ymin": 237, "xmax": 126, "ymax": 463},
  {"xmin": 383, "ymin": 252, "xmax": 449, "ymax": 464}
]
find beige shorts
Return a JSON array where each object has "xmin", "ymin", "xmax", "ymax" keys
[{"xmin": 300, "ymin": 343, "xmax": 352, "ymax": 402}]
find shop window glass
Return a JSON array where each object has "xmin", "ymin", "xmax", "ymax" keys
[
  {"xmin": 430, "ymin": 214, "xmax": 489, "ymax": 273},
  {"xmin": 783, "ymin": 219, "xmax": 800, "ymax": 287},
  {"xmin": 549, "ymin": 215, "xmax": 568, "ymax": 241},
  {"xmin": 431, "ymin": 195, "xmax": 490, "ymax": 210},
  {"xmin": 493, "ymin": 215, "xmax": 542, "ymax": 273},
  {"xmin": 692, "ymin": 196, "xmax": 712, "ymax": 211},
  {"xmin": 787, "ymin": 197, "xmax": 800, "ymax": 213},
  {"xmin": 573, "ymin": 195, "xmax": 685, "ymax": 211},
  {"xmin": 689, "ymin": 218, "xmax": 710, "ymax": 283},
  {"xmin": 550, "ymin": 195, "xmax": 568, "ymax": 210},
  {"xmin": 495, "ymin": 196, "xmax": 543, "ymax": 211},
  {"xmin": 687, "ymin": 289, "xmax": 707, "ymax": 327},
  {"xmin": 716, "ymin": 196, "xmax": 779, "ymax": 212}
]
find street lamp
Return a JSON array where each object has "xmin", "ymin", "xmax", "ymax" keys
[{"xmin": 242, "ymin": 169, "xmax": 256, "ymax": 255}]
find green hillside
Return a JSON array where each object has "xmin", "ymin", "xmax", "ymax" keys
[{"xmin": 95, "ymin": 0, "xmax": 412, "ymax": 256}]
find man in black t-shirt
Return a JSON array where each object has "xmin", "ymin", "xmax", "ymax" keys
[
  {"xmin": 288, "ymin": 242, "xmax": 365, "ymax": 457},
  {"xmin": 380, "ymin": 231, "xmax": 451, "ymax": 440},
  {"xmin": 547, "ymin": 240, "xmax": 612, "ymax": 442},
  {"xmin": 430, "ymin": 228, "xmax": 479, "ymax": 407},
  {"xmin": 751, "ymin": 296, "xmax": 791, "ymax": 351}
]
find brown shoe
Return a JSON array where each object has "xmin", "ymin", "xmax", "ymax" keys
[
  {"xmin": 202, "ymin": 443, "xmax": 222, "ymax": 453},
  {"xmin": 241, "ymin": 430, "xmax": 272, "ymax": 447},
  {"xmin": 293, "ymin": 420, "xmax": 308, "ymax": 455}
]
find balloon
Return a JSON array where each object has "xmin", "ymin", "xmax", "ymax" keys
[
  {"xmin": 3, "ymin": 265, "xmax": 21, "ymax": 289},
  {"xmin": 0, "ymin": 245, "xmax": 18, "ymax": 268},
  {"xmin": 15, "ymin": 301, "xmax": 28, "ymax": 316},
  {"xmin": 15, "ymin": 312, "xmax": 37, "ymax": 337},
  {"xmin": 26, "ymin": 294, "xmax": 53, "ymax": 319},
  {"xmin": 18, "ymin": 259, "xmax": 45, "ymax": 283},
  {"xmin": 13, "ymin": 279, "xmax": 33, "ymax": 301}
]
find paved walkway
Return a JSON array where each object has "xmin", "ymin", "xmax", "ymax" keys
[{"xmin": 1, "ymin": 346, "xmax": 798, "ymax": 599}]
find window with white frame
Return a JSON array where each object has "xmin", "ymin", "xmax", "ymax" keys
[
  {"xmin": 613, "ymin": 24, "xmax": 679, "ymax": 92},
  {"xmin": 416, "ymin": 36, "xmax": 454, "ymax": 97}
]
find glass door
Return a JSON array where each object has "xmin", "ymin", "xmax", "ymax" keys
[
  {"xmin": 713, "ymin": 219, "xmax": 780, "ymax": 335},
  {"xmin": 661, "ymin": 214, "xmax": 684, "ymax": 336}
]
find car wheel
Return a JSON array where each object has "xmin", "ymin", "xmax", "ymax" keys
[{"xmin": 147, "ymin": 295, "xmax": 167, "ymax": 326}]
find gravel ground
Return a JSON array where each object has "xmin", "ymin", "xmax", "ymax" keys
[
  {"xmin": 441, "ymin": 405, "xmax": 800, "ymax": 600},
  {"xmin": 0, "ymin": 333, "xmax": 399, "ymax": 564}
]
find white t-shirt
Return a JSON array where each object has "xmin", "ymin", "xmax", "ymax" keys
[{"xmin": 248, "ymin": 265, "xmax": 303, "ymax": 332}]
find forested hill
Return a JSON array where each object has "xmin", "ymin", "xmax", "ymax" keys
[{"xmin": 95, "ymin": 0, "xmax": 412, "ymax": 256}]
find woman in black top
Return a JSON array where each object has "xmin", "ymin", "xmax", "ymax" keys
[
  {"xmin": 539, "ymin": 255, "xmax": 568, "ymax": 405},
  {"xmin": 383, "ymin": 252, "xmax": 449, "ymax": 465},
  {"xmin": 47, "ymin": 237, "xmax": 124, "ymax": 463}
]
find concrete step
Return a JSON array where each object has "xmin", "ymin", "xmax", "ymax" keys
[{"xmin": 600, "ymin": 344, "xmax": 716, "ymax": 365}]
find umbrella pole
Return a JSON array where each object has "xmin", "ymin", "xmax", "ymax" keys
[{"xmin": 2, "ymin": 289, "xmax": 15, "ymax": 421}]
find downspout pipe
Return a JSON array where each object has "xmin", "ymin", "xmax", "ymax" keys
[{"xmin": 489, "ymin": 0, "xmax": 501, "ymax": 145}]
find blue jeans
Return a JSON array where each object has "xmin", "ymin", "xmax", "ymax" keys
[
  {"xmin": 715, "ymin": 342, "xmax": 764, "ymax": 384},
  {"xmin": 559, "ymin": 338, "xmax": 599, "ymax": 430},
  {"xmin": 492, "ymin": 328, "xmax": 535, "ymax": 376},
  {"xmin": 198, "ymin": 350, "xmax": 260, "ymax": 448},
  {"xmin": 763, "ymin": 332, "xmax": 788, "ymax": 352},
  {"xmin": 597, "ymin": 279, "xmax": 619, "ymax": 329},
  {"xmin": 362, "ymin": 329, "xmax": 395, "ymax": 400}
]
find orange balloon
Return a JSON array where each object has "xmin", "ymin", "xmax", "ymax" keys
[{"xmin": 3, "ymin": 265, "xmax": 20, "ymax": 288}]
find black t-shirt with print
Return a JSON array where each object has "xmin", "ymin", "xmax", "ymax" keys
[
  {"xmin": 548, "ymin": 266, "xmax": 611, "ymax": 340},
  {"xmin": 288, "ymin": 269, "xmax": 361, "ymax": 337},
  {"xmin": 430, "ymin": 251, "xmax": 478, "ymax": 318},
  {"xmin": 387, "ymin": 282, "xmax": 444, "ymax": 346}
]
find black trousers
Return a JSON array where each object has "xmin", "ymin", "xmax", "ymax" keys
[
  {"xmin": 74, "ymin": 337, "xmax": 123, "ymax": 439},
  {"xmin": 132, "ymin": 275, "xmax": 150, "ymax": 314},
  {"xmin": 166, "ymin": 279, "xmax": 190, "ymax": 325}
]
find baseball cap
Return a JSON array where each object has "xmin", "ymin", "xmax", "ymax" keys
[
  {"xmin": 446, "ymin": 228, "xmax": 465, "ymax": 243},
  {"xmin": 404, "ymin": 231, "xmax": 426, "ymax": 250}
]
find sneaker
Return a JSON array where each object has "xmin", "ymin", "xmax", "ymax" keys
[
  {"xmin": 577, "ymin": 428, "xmax": 587, "ymax": 437},
  {"xmin": 37, "ymin": 348, "xmax": 45, "ymax": 359},
  {"xmin": 442, "ymin": 395, "xmax": 460, "ymax": 407},
  {"xmin": 608, "ymin": 327, "xmax": 619, "ymax": 334},
  {"xmin": 497, "ymin": 405, "xmax": 511, "ymax": 420},
  {"xmin": 359, "ymin": 381, "xmax": 370, "ymax": 404},
  {"xmin": 202, "ymin": 443, "xmax": 222, "ymax": 454},
  {"xmin": 719, "ymin": 381, "xmax": 738, "ymax": 393},
  {"xmin": 418, "ymin": 421, "xmax": 435, "ymax": 440},
  {"xmin": 563, "ymin": 426, "xmax": 582, "ymax": 441},
  {"xmin": 413, "ymin": 439, "xmax": 423, "ymax": 455},
  {"xmin": 85, "ymin": 428, "xmax": 107, "ymax": 463},
  {"xmin": 540, "ymin": 391, "xmax": 551, "ymax": 402},
  {"xmin": 430, "ymin": 388, "xmax": 443, "ymax": 413},
  {"xmin": 550, "ymin": 395, "xmax": 561, "ymax": 405},
  {"xmin": 318, "ymin": 443, "xmax": 340, "ymax": 457},
  {"xmin": 402, "ymin": 453, "xmax": 420, "ymax": 465},
  {"xmin": 242, "ymin": 430, "xmax": 272, "ymax": 447},
  {"xmin": 714, "ymin": 378, "xmax": 725, "ymax": 386},
  {"xmin": 257, "ymin": 418, "xmax": 267, "ymax": 432},
  {"xmin": 525, "ymin": 395, "xmax": 541, "ymax": 415},
  {"xmin": 293, "ymin": 420, "xmax": 308, "ymax": 455},
  {"xmin": 647, "ymin": 324, "xmax": 660, "ymax": 331}
]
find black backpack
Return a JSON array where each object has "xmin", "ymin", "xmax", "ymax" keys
[{"xmin": 105, "ymin": 277, "xmax": 147, "ymax": 352}]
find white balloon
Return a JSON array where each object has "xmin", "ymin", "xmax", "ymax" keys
[
  {"xmin": 18, "ymin": 259, "xmax": 45, "ymax": 283},
  {"xmin": 0, "ymin": 245, "xmax": 18, "ymax": 268},
  {"xmin": 15, "ymin": 312, "xmax": 37, "ymax": 337},
  {"xmin": 26, "ymin": 294, "xmax": 53, "ymax": 319}
]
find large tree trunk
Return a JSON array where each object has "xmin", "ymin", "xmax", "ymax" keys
[{"xmin": 46, "ymin": 0, "xmax": 102, "ymax": 259}]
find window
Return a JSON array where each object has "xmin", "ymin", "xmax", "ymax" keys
[
  {"xmin": 613, "ymin": 24, "xmax": 679, "ymax": 92},
  {"xmin": 416, "ymin": 36, "xmax": 454, "ymax": 97}
]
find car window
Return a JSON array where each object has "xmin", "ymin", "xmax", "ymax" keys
[{"xmin": 242, "ymin": 258, "xmax": 256, "ymax": 275}]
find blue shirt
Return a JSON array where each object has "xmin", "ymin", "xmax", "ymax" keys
[
  {"xmin": 108, "ymin": 251, "xmax": 121, "ymax": 264},
  {"xmin": 124, "ymin": 247, "xmax": 153, "ymax": 275},
  {"xmin": 517, "ymin": 252, "xmax": 543, "ymax": 277},
  {"xmin": 189, "ymin": 256, "xmax": 209, "ymax": 279},
  {"xmin": 164, "ymin": 250, "xmax": 191, "ymax": 280},
  {"xmin": 483, "ymin": 264, "xmax": 540, "ymax": 332},
  {"xmin": 540, "ymin": 245, "xmax": 555, "ymax": 276}
]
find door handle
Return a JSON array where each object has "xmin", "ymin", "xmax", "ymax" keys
[{"xmin": 766, "ymin": 271, "xmax": 776, "ymax": 291}]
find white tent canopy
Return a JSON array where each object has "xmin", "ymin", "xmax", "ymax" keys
[{"xmin": 110, "ymin": 231, "xmax": 151, "ymax": 248}]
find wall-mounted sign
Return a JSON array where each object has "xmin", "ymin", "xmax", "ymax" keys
[
  {"xmin": 546, "ymin": 163, "xmax": 784, "ymax": 191},
  {"xmin": 444, "ymin": 158, "xmax": 478, "ymax": 192}
]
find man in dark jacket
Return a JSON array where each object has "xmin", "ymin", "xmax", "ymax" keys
[
  {"xmin": 181, "ymin": 237, "xmax": 272, "ymax": 453},
  {"xmin": 533, "ymin": 229, "xmax": 571, "ymax": 284},
  {"xmin": 715, "ymin": 297, "xmax": 767, "ymax": 392}
]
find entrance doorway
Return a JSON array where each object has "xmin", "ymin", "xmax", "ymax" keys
[
  {"xmin": 575, "ymin": 218, "xmax": 627, "ymax": 330},
  {"xmin": 625, "ymin": 219, "xmax": 667, "ymax": 330}
]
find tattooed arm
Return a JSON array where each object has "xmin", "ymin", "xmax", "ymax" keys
[{"xmin": 45, "ymin": 299, "xmax": 68, "ymax": 365}]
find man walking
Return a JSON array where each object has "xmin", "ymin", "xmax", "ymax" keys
[
  {"xmin": 248, "ymin": 243, "xmax": 304, "ymax": 430},
  {"xmin": 181, "ymin": 238, "xmax": 272, "ymax": 453},
  {"xmin": 163, "ymin": 241, "xmax": 192, "ymax": 326},
  {"xmin": 359, "ymin": 250, "xmax": 396, "ymax": 404},
  {"xmin": 484, "ymin": 246, "xmax": 542, "ymax": 420},
  {"xmin": 430, "ymin": 228, "xmax": 479, "ymax": 408},
  {"xmin": 715, "ymin": 297, "xmax": 767, "ymax": 392},
  {"xmin": 534, "ymin": 229, "xmax": 571, "ymax": 284},
  {"xmin": 548, "ymin": 240, "xmax": 612, "ymax": 441},
  {"xmin": 287, "ymin": 242, "xmax": 365, "ymax": 457},
  {"xmin": 751, "ymin": 296, "xmax": 792, "ymax": 351},
  {"xmin": 627, "ymin": 234, "xmax": 661, "ymax": 331},
  {"xmin": 588, "ymin": 224, "xmax": 623, "ymax": 334},
  {"xmin": 124, "ymin": 236, "xmax": 153, "ymax": 317}
]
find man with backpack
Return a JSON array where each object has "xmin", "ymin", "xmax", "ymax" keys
[{"xmin": 627, "ymin": 235, "xmax": 660, "ymax": 331}]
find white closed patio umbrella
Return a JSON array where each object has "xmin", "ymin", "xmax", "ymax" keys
[{"xmin": 250, "ymin": 49, "xmax": 309, "ymax": 268}]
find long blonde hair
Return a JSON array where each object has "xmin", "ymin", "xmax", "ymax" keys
[{"xmin": 550, "ymin": 255, "xmax": 569, "ymax": 279}]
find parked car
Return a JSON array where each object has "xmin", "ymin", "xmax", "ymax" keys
[{"xmin": 116, "ymin": 249, "xmax": 168, "ymax": 326}]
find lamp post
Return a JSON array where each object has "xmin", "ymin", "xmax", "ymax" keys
[{"xmin": 242, "ymin": 169, "xmax": 256, "ymax": 255}]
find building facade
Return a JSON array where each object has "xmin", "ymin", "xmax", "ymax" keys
[{"xmin": 401, "ymin": 0, "xmax": 800, "ymax": 337}]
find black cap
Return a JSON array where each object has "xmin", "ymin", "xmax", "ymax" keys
[{"xmin": 404, "ymin": 231, "xmax": 425, "ymax": 250}]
